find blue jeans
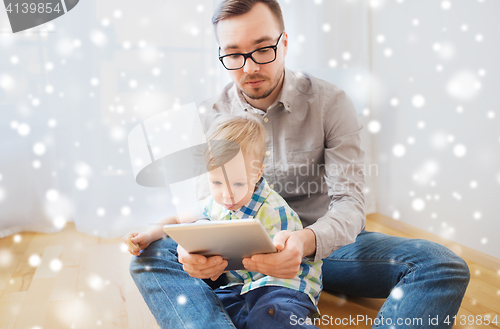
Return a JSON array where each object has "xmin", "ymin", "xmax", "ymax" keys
[
  {"xmin": 130, "ymin": 230, "xmax": 470, "ymax": 329},
  {"xmin": 215, "ymin": 285, "xmax": 318, "ymax": 329}
]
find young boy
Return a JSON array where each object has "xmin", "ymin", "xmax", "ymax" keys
[{"xmin": 124, "ymin": 113, "xmax": 322, "ymax": 328}]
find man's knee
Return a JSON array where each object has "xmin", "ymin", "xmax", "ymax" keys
[
  {"xmin": 437, "ymin": 245, "xmax": 470, "ymax": 284},
  {"xmin": 414, "ymin": 239, "xmax": 470, "ymax": 284}
]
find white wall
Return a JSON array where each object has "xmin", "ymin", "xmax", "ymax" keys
[
  {"xmin": 369, "ymin": 0, "xmax": 500, "ymax": 259},
  {"xmin": 0, "ymin": 0, "xmax": 225, "ymax": 238},
  {"xmin": 1, "ymin": 0, "xmax": 498, "ymax": 260},
  {"xmin": 0, "ymin": 0, "xmax": 378, "ymax": 238}
]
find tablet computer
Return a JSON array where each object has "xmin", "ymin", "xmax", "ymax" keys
[{"xmin": 163, "ymin": 219, "xmax": 277, "ymax": 271}]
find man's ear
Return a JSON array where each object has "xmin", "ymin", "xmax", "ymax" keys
[{"xmin": 282, "ymin": 32, "xmax": 288, "ymax": 57}]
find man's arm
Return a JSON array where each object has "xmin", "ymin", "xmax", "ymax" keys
[
  {"xmin": 306, "ymin": 89, "xmax": 366, "ymax": 262},
  {"xmin": 243, "ymin": 87, "xmax": 365, "ymax": 275},
  {"xmin": 294, "ymin": 227, "xmax": 316, "ymax": 257}
]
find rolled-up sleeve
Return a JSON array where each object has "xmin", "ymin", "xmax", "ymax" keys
[{"xmin": 306, "ymin": 90, "xmax": 366, "ymax": 262}]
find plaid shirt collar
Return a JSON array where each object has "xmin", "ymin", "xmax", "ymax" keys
[{"xmin": 219, "ymin": 177, "xmax": 271, "ymax": 220}]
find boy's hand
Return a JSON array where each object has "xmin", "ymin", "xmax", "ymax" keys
[
  {"xmin": 177, "ymin": 245, "xmax": 228, "ymax": 281},
  {"xmin": 122, "ymin": 232, "xmax": 153, "ymax": 256},
  {"xmin": 242, "ymin": 230, "xmax": 305, "ymax": 279}
]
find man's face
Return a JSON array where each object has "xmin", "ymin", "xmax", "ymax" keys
[
  {"xmin": 207, "ymin": 150, "xmax": 263, "ymax": 211},
  {"xmin": 216, "ymin": 3, "xmax": 288, "ymax": 101}
]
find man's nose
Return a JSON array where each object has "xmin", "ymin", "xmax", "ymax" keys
[{"xmin": 243, "ymin": 57, "xmax": 260, "ymax": 74}]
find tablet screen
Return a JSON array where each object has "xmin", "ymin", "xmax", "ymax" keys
[{"xmin": 164, "ymin": 219, "xmax": 277, "ymax": 270}]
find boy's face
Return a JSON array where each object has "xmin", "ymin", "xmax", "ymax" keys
[{"xmin": 207, "ymin": 150, "xmax": 263, "ymax": 211}]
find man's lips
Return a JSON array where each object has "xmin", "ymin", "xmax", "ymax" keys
[{"xmin": 245, "ymin": 80, "xmax": 264, "ymax": 88}]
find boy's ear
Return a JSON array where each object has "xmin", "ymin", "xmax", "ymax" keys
[
  {"xmin": 250, "ymin": 164, "xmax": 265, "ymax": 185},
  {"xmin": 257, "ymin": 164, "xmax": 265, "ymax": 181}
]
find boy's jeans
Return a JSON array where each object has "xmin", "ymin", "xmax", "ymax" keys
[
  {"xmin": 215, "ymin": 285, "xmax": 318, "ymax": 329},
  {"xmin": 130, "ymin": 230, "xmax": 470, "ymax": 329}
]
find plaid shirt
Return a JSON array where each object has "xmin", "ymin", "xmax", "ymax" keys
[{"xmin": 199, "ymin": 177, "xmax": 323, "ymax": 306}]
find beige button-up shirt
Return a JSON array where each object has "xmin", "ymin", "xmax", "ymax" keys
[{"xmin": 198, "ymin": 68, "xmax": 366, "ymax": 262}]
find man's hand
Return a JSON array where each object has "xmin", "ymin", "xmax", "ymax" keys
[
  {"xmin": 242, "ymin": 230, "xmax": 310, "ymax": 279},
  {"xmin": 177, "ymin": 245, "xmax": 228, "ymax": 281}
]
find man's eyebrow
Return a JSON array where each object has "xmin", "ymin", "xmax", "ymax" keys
[
  {"xmin": 223, "ymin": 36, "xmax": 274, "ymax": 51},
  {"xmin": 253, "ymin": 36, "xmax": 273, "ymax": 45}
]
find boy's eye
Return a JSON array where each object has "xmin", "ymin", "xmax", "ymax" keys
[
  {"xmin": 234, "ymin": 182, "xmax": 245, "ymax": 187},
  {"xmin": 212, "ymin": 181, "xmax": 222, "ymax": 185}
]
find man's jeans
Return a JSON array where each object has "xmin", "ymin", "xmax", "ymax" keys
[{"xmin": 129, "ymin": 230, "xmax": 470, "ymax": 329}]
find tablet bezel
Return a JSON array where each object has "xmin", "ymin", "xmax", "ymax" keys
[{"xmin": 163, "ymin": 219, "xmax": 277, "ymax": 271}]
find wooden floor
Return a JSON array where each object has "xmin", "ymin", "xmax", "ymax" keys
[{"xmin": 0, "ymin": 214, "xmax": 498, "ymax": 329}]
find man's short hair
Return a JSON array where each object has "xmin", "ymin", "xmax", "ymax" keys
[
  {"xmin": 212, "ymin": 0, "xmax": 285, "ymax": 32},
  {"xmin": 204, "ymin": 113, "xmax": 266, "ymax": 171}
]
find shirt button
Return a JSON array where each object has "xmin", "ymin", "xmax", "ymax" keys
[
  {"xmin": 268, "ymin": 308, "xmax": 274, "ymax": 316},
  {"xmin": 263, "ymin": 117, "xmax": 269, "ymax": 123},
  {"xmin": 270, "ymin": 184, "xmax": 275, "ymax": 189},
  {"xmin": 265, "ymin": 151, "xmax": 271, "ymax": 156}
]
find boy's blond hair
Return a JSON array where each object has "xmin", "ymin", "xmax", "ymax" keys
[{"xmin": 204, "ymin": 113, "xmax": 266, "ymax": 171}]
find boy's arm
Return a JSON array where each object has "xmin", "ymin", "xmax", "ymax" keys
[
  {"xmin": 146, "ymin": 215, "xmax": 179, "ymax": 241},
  {"xmin": 123, "ymin": 214, "xmax": 178, "ymax": 256},
  {"xmin": 147, "ymin": 209, "xmax": 203, "ymax": 241}
]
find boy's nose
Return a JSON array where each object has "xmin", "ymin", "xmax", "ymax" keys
[
  {"xmin": 222, "ymin": 188, "xmax": 232, "ymax": 198},
  {"xmin": 222, "ymin": 185, "xmax": 234, "ymax": 201}
]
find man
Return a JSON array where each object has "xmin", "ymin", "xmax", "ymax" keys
[{"xmin": 129, "ymin": 1, "xmax": 470, "ymax": 328}]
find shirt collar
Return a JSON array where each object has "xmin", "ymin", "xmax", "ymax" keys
[
  {"xmin": 230, "ymin": 68, "xmax": 298, "ymax": 114},
  {"xmin": 277, "ymin": 67, "xmax": 298, "ymax": 112},
  {"xmin": 218, "ymin": 177, "xmax": 272, "ymax": 220}
]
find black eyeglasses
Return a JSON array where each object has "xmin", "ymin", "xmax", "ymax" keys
[{"xmin": 218, "ymin": 33, "xmax": 284, "ymax": 70}]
